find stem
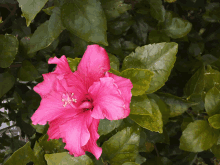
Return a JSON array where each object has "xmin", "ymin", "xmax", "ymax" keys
[
  {"xmin": 0, "ymin": 124, "xmax": 16, "ymax": 133},
  {"xmin": 154, "ymin": 144, "xmax": 159, "ymax": 157},
  {"xmin": 0, "ymin": 4, "xmax": 18, "ymax": 31}
]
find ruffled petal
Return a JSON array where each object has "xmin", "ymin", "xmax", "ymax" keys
[
  {"xmin": 77, "ymin": 45, "xmax": 110, "ymax": 88},
  {"xmin": 89, "ymin": 77, "xmax": 126, "ymax": 120},
  {"xmin": 59, "ymin": 111, "xmax": 93, "ymax": 157},
  {"xmin": 33, "ymin": 73, "xmax": 57, "ymax": 98},
  {"xmin": 105, "ymin": 72, "xmax": 133, "ymax": 117},
  {"xmin": 48, "ymin": 55, "xmax": 72, "ymax": 75},
  {"xmin": 31, "ymin": 90, "xmax": 81, "ymax": 125},
  {"xmin": 65, "ymin": 71, "xmax": 88, "ymax": 103},
  {"xmin": 82, "ymin": 118, "xmax": 102, "ymax": 159}
]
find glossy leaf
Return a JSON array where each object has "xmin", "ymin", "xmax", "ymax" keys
[
  {"xmin": 205, "ymin": 87, "xmax": 220, "ymax": 116},
  {"xmin": 148, "ymin": 0, "xmax": 165, "ymax": 22},
  {"xmin": 20, "ymin": 35, "xmax": 36, "ymax": 58},
  {"xmin": 208, "ymin": 114, "xmax": 220, "ymax": 129},
  {"xmin": 149, "ymin": 30, "xmax": 170, "ymax": 43},
  {"xmin": 129, "ymin": 95, "xmax": 163, "ymax": 133},
  {"xmin": 100, "ymin": 0, "xmax": 132, "ymax": 20},
  {"xmin": 162, "ymin": 11, "xmax": 192, "ymax": 39},
  {"xmin": 122, "ymin": 42, "xmax": 178, "ymax": 93},
  {"xmin": 102, "ymin": 126, "xmax": 140, "ymax": 165},
  {"xmin": 28, "ymin": 7, "xmax": 65, "ymax": 53},
  {"xmin": 67, "ymin": 57, "xmax": 81, "ymax": 72},
  {"xmin": 184, "ymin": 66, "xmax": 205, "ymax": 97},
  {"xmin": 204, "ymin": 66, "xmax": 220, "ymax": 92},
  {"xmin": 108, "ymin": 53, "xmax": 120, "ymax": 71},
  {"xmin": 211, "ymin": 144, "xmax": 220, "ymax": 159},
  {"xmin": 4, "ymin": 142, "xmax": 38, "ymax": 165},
  {"xmin": 98, "ymin": 119, "xmax": 123, "ymax": 136},
  {"xmin": 61, "ymin": 0, "xmax": 108, "ymax": 46},
  {"xmin": 203, "ymin": 3, "xmax": 220, "ymax": 23},
  {"xmin": 38, "ymin": 134, "xmax": 66, "ymax": 154},
  {"xmin": 120, "ymin": 68, "xmax": 154, "ymax": 96},
  {"xmin": 17, "ymin": 0, "xmax": 48, "ymax": 26},
  {"xmin": 45, "ymin": 152, "xmax": 94, "ymax": 165},
  {"xmin": 18, "ymin": 60, "xmax": 40, "ymax": 81},
  {"xmin": 0, "ymin": 34, "xmax": 18, "ymax": 68},
  {"xmin": 180, "ymin": 120, "xmax": 219, "ymax": 152},
  {"xmin": 149, "ymin": 94, "xmax": 170, "ymax": 124},
  {"xmin": 0, "ymin": 72, "xmax": 15, "ymax": 98},
  {"xmin": 157, "ymin": 93, "xmax": 194, "ymax": 117}
]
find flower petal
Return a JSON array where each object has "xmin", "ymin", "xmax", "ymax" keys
[
  {"xmin": 33, "ymin": 73, "xmax": 57, "ymax": 97},
  {"xmin": 48, "ymin": 55, "xmax": 72, "ymax": 75},
  {"xmin": 77, "ymin": 45, "xmax": 110, "ymax": 88},
  {"xmin": 59, "ymin": 111, "xmax": 93, "ymax": 157},
  {"xmin": 89, "ymin": 77, "xmax": 126, "ymax": 120},
  {"xmin": 31, "ymin": 90, "xmax": 81, "ymax": 125},
  {"xmin": 82, "ymin": 118, "xmax": 102, "ymax": 159},
  {"xmin": 105, "ymin": 72, "xmax": 133, "ymax": 117}
]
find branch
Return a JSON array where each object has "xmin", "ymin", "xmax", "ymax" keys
[{"xmin": 0, "ymin": 4, "xmax": 18, "ymax": 31}]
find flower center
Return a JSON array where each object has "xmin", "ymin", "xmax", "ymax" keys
[
  {"xmin": 81, "ymin": 95, "xmax": 93, "ymax": 112},
  {"xmin": 62, "ymin": 93, "xmax": 77, "ymax": 107}
]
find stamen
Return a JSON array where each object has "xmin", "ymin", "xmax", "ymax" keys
[{"xmin": 62, "ymin": 92, "xmax": 77, "ymax": 107}]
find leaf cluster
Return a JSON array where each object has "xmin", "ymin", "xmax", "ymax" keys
[{"xmin": 1, "ymin": 0, "xmax": 220, "ymax": 164}]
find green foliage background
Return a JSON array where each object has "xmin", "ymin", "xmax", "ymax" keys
[{"xmin": 0, "ymin": 0, "xmax": 220, "ymax": 164}]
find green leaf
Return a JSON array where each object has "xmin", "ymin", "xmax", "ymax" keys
[
  {"xmin": 157, "ymin": 93, "xmax": 194, "ymax": 117},
  {"xmin": 148, "ymin": 0, "xmax": 165, "ymax": 22},
  {"xmin": 149, "ymin": 30, "xmax": 170, "ymax": 44},
  {"xmin": 32, "ymin": 124, "xmax": 49, "ymax": 134},
  {"xmin": 122, "ymin": 163, "xmax": 139, "ymax": 165},
  {"xmin": 211, "ymin": 144, "xmax": 220, "ymax": 159},
  {"xmin": 162, "ymin": 11, "xmax": 192, "ymax": 39},
  {"xmin": 129, "ymin": 95, "xmax": 163, "ymax": 133},
  {"xmin": 42, "ymin": 6, "xmax": 55, "ymax": 15},
  {"xmin": 100, "ymin": 0, "xmax": 132, "ymax": 21},
  {"xmin": 145, "ymin": 128, "xmax": 170, "ymax": 144},
  {"xmin": 179, "ymin": 120, "xmax": 219, "ymax": 152},
  {"xmin": 33, "ymin": 142, "xmax": 47, "ymax": 165},
  {"xmin": 69, "ymin": 34, "xmax": 89, "ymax": 57},
  {"xmin": 184, "ymin": 66, "xmax": 206, "ymax": 97},
  {"xmin": 67, "ymin": 57, "xmax": 81, "ymax": 72},
  {"xmin": 149, "ymin": 94, "xmax": 170, "ymax": 124},
  {"xmin": 0, "ymin": 34, "xmax": 18, "ymax": 68},
  {"xmin": 18, "ymin": 60, "xmax": 40, "ymax": 81},
  {"xmin": 203, "ymin": 3, "xmax": 220, "ymax": 23},
  {"xmin": 0, "ymin": 72, "xmax": 15, "ymax": 98},
  {"xmin": 4, "ymin": 142, "xmax": 38, "ymax": 165},
  {"xmin": 45, "ymin": 152, "xmax": 94, "ymax": 165},
  {"xmin": 188, "ymin": 42, "xmax": 204, "ymax": 58},
  {"xmin": 20, "ymin": 35, "xmax": 36, "ymax": 58},
  {"xmin": 204, "ymin": 66, "xmax": 220, "ymax": 92},
  {"xmin": 102, "ymin": 126, "xmax": 140, "ymax": 165},
  {"xmin": 28, "ymin": 7, "xmax": 65, "ymax": 53},
  {"xmin": 39, "ymin": 134, "xmax": 66, "ymax": 154},
  {"xmin": 17, "ymin": 0, "xmax": 48, "ymax": 26},
  {"xmin": 208, "ymin": 114, "xmax": 220, "ymax": 129},
  {"xmin": 122, "ymin": 42, "xmax": 178, "ymax": 93},
  {"xmin": 108, "ymin": 13, "xmax": 134, "ymax": 36},
  {"xmin": 120, "ymin": 68, "xmax": 154, "ymax": 96},
  {"xmin": 108, "ymin": 53, "xmax": 120, "ymax": 71},
  {"xmin": 145, "ymin": 157, "xmax": 172, "ymax": 165},
  {"xmin": 205, "ymin": 87, "xmax": 220, "ymax": 116},
  {"xmin": 130, "ymin": 17, "xmax": 149, "ymax": 45},
  {"xmin": 98, "ymin": 119, "xmax": 123, "ymax": 136},
  {"xmin": 59, "ymin": 46, "xmax": 75, "ymax": 58},
  {"xmin": 61, "ymin": 0, "xmax": 108, "ymax": 46}
]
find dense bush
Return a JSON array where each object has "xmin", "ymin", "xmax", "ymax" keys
[{"xmin": 1, "ymin": 0, "xmax": 220, "ymax": 164}]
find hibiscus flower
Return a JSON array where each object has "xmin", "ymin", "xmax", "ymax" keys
[{"xmin": 31, "ymin": 44, "xmax": 133, "ymax": 159}]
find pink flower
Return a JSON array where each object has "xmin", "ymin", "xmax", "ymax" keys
[{"xmin": 31, "ymin": 45, "xmax": 133, "ymax": 159}]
